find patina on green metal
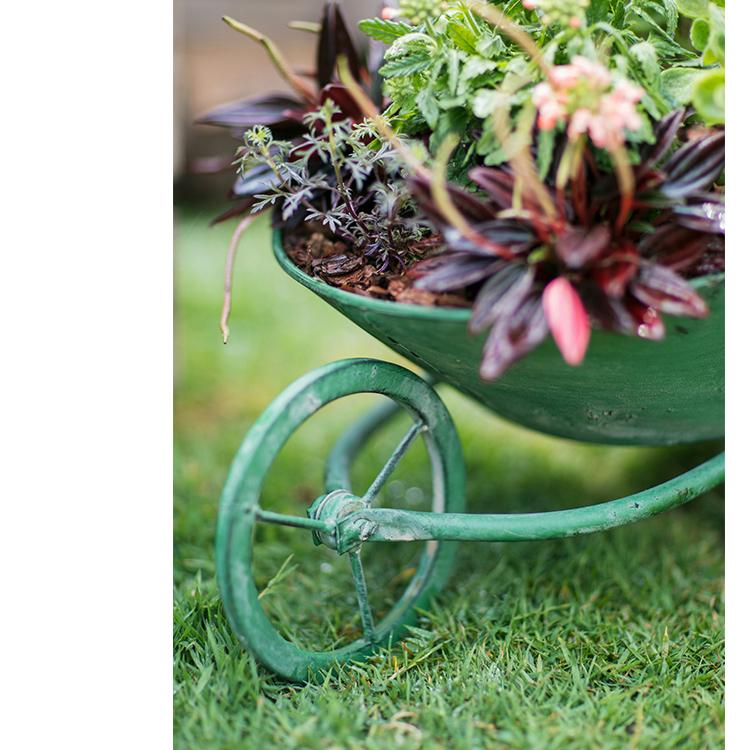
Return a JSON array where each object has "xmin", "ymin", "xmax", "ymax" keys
[
  {"xmin": 215, "ymin": 359, "xmax": 466, "ymax": 683},
  {"xmin": 334, "ymin": 453, "xmax": 724, "ymax": 553},
  {"xmin": 273, "ymin": 229, "xmax": 724, "ymax": 445},
  {"xmin": 214, "ymin": 234, "xmax": 724, "ymax": 681},
  {"xmin": 216, "ymin": 355, "xmax": 723, "ymax": 681}
]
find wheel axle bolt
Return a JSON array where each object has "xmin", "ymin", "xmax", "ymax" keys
[{"xmin": 307, "ymin": 490, "xmax": 365, "ymax": 551}]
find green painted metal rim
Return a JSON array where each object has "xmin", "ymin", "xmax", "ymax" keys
[
  {"xmin": 216, "ymin": 358, "xmax": 466, "ymax": 682},
  {"xmin": 271, "ymin": 227, "xmax": 724, "ymax": 322}
]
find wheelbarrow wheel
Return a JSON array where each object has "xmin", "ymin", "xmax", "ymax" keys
[{"xmin": 216, "ymin": 358, "xmax": 466, "ymax": 682}]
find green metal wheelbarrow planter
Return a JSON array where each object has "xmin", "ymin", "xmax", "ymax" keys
[{"xmin": 216, "ymin": 229, "xmax": 725, "ymax": 682}]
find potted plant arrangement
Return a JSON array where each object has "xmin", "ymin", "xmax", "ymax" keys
[
  {"xmin": 201, "ymin": 0, "xmax": 723, "ymax": 380},
  {"xmin": 201, "ymin": 1, "xmax": 725, "ymax": 681}
]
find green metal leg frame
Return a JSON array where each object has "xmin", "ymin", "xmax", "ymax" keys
[
  {"xmin": 216, "ymin": 358, "xmax": 724, "ymax": 682},
  {"xmin": 334, "ymin": 453, "xmax": 724, "ymax": 552},
  {"xmin": 323, "ymin": 369, "xmax": 724, "ymax": 553}
]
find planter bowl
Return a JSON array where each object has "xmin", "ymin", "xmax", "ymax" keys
[{"xmin": 273, "ymin": 229, "xmax": 724, "ymax": 446}]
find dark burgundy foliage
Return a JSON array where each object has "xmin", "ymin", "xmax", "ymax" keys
[
  {"xmin": 409, "ymin": 109, "xmax": 724, "ymax": 379},
  {"xmin": 196, "ymin": 1, "xmax": 378, "ymax": 223},
  {"xmin": 196, "ymin": 94, "xmax": 306, "ymax": 135},
  {"xmin": 316, "ymin": 2, "xmax": 362, "ymax": 91}
]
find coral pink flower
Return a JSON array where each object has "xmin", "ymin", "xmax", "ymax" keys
[
  {"xmin": 381, "ymin": 6, "xmax": 400, "ymax": 20},
  {"xmin": 548, "ymin": 65, "xmax": 581, "ymax": 90},
  {"xmin": 568, "ymin": 108, "xmax": 592, "ymax": 139},
  {"xmin": 586, "ymin": 114, "xmax": 611, "ymax": 149},
  {"xmin": 532, "ymin": 57, "xmax": 643, "ymax": 152},
  {"xmin": 532, "ymin": 83, "xmax": 567, "ymax": 130},
  {"xmin": 612, "ymin": 79, "xmax": 643, "ymax": 104},
  {"xmin": 523, "ymin": 1, "xmax": 538, "ymax": 8},
  {"xmin": 531, "ymin": 82, "xmax": 553, "ymax": 108},
  {"xmin": 542, "ymin": 277, "xmax": 591, "ymax": 366}
]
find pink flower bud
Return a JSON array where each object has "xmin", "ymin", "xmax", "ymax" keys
[
  {"xmin": 568, "ymin": 108, "xmax": 592, "ymax": 139},
  {"xmin": 538, "ymin": 113, "xmax": 556, "ymax": 130},
  {"xmin": 531, "ymin": 82, "xmax": 553, "ymax": 106},
  {"xmin": 522, "ymin": 0, "xmax": 538, "ymax": 8},
  {"xmin": 587, "ymin": 114, "xmax": 611, "ymax": 149},
  {"xmin": 381, "ymin": 6, "xmax": 400, "ymax": 20},
  {"xmin": 613, "ymin": 80, "xmax": 644, "ymax": 104},
  {"xmin": 534, "ymin": 58, "xmax": 642, "ymax": 154},
  {"xmin": 549, "ymin": 65, "xmax": 580, "ymax": 90},
  {"xmin": 542, "ymin": 277, "xmax": 591, "ymax": 366},
  {"xmin": 532, "ymin": 83, "xmax": 565, "ymax": 129},
  {"xmin": 569, "ymin": 17, "xmax": 582, "ymax": 29},
  {"xmin": 571, "ymin": 56, "xmax": 611, "ymax": 88}
]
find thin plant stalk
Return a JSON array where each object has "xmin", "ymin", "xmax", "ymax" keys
[
  {"xmin": 467, "ymin": 0, "xmax": 552, "ymax": 78},
  {"xmin": 288, "ymin": 21, "xmax": 322, "ymax": 33},
  {"xmin": 611, "ymin": 143, "xmax": 635, "ymax": 233},
  {"xmin": 322, "ymin": 105, "xmax": 370, "ymax": 237},
  {"xmin": 432, "ymin": 135, "xmax": 517, "ymax": 259},
  {"xmin": 223, "ymin": 16, "xmax": 317, "ymax": 103},
  {"xmin": 492, "ymin": 99, "xmax": 557, "ymax": 220}
]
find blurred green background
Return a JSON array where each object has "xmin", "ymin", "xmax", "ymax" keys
[{"xmin": 174, "ymin": 205, "xmax": 724, "ymax": 749}]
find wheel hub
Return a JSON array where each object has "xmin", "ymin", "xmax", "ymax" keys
[{"xmin": 307, "ymin": 489, "xmax": 365, "ymax": 551}]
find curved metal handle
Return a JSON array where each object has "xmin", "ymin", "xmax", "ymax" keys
[{"xmin": 336, "ymin": 453, "xmax": 725, "ymax": 553}]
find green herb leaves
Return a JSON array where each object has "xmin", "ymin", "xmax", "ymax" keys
[
  {"xmin": 358, "ymin": 18, "xmax": 412, "ymax": 43},
  {"xmin": 360, "ymin": 0, "xmax": 725, "ymax": 166}
]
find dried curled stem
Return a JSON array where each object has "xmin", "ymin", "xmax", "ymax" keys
[
  {"xmin": 223, "ymin": 16, "xmax": 317, "ymax": 104},
  {"xmin": 431, "ymin": 135, "xmax": 514, "ymax": 259},
  {"xmin": 220, "ymin": 214, "xmax": 256, "ymax": 344}
]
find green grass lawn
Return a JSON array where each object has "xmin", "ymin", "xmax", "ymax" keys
[{"xmin": 174, "ymin": 207, "xmax": 724, "ymax": 749}]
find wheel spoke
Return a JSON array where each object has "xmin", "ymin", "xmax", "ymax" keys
[
  {"xmin": 255, "ymin": 507, "xmax": 331, "ymax": 532},
  {"xmin": 349, "ymin": 549, "xmax": 375, "ymax": 644},
  {"xmin": 362, "ymin": 420, "xmax": 426, "ymax": 506}
]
